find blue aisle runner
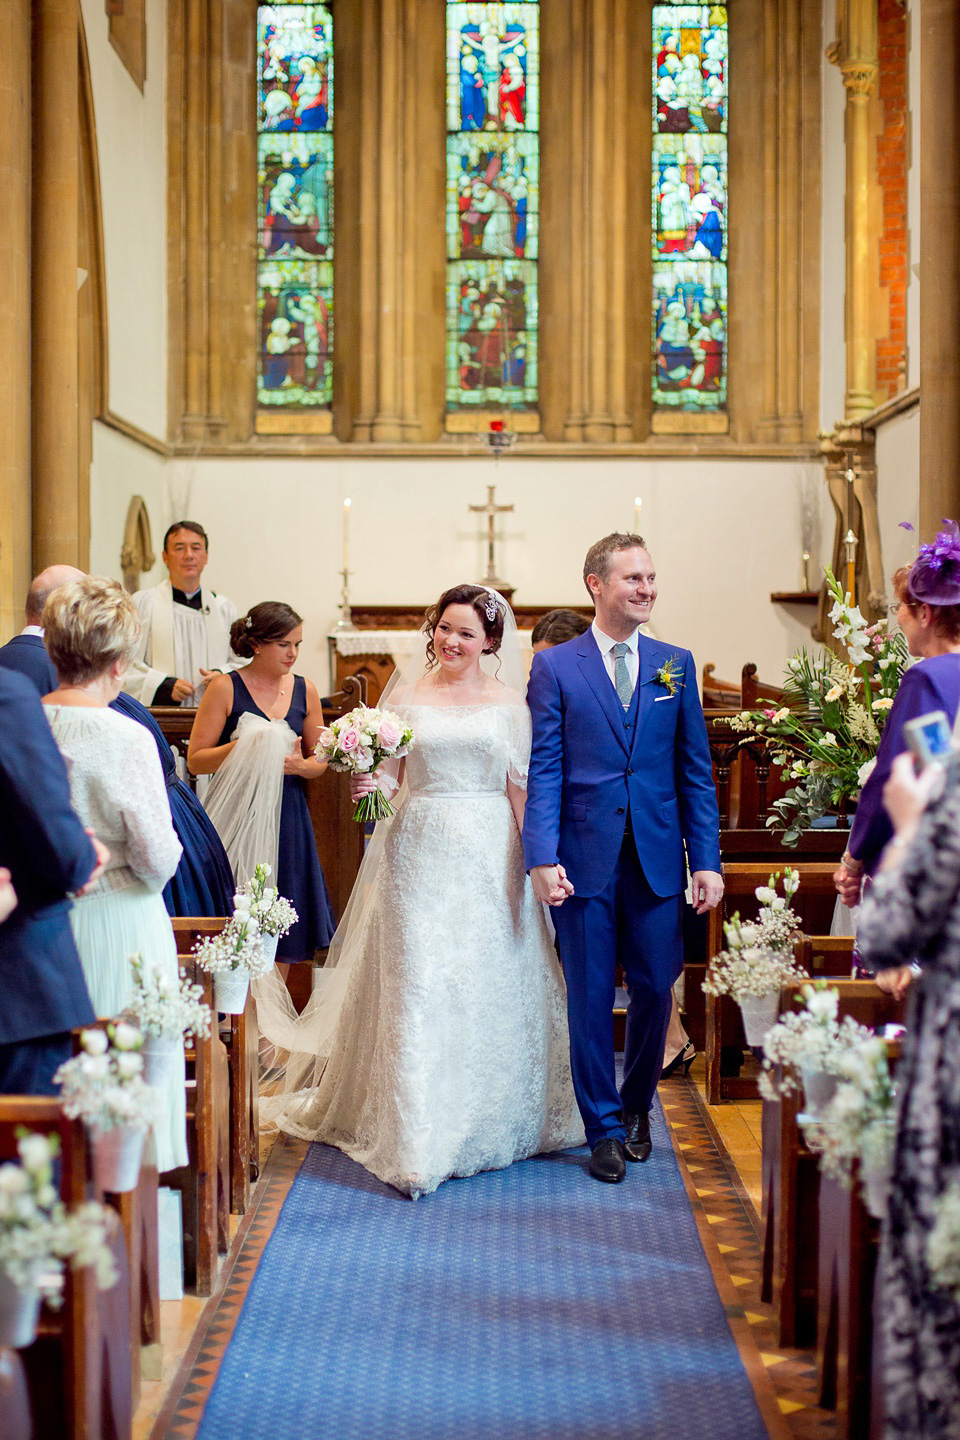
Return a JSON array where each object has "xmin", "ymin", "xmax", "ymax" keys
[{"xmin": 196, "ymin": 1103, "xmax": 768, "ymax": 1440}]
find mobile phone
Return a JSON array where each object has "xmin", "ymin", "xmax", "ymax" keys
[{"xmin": 903, "ymin": 710, "xmax": 956, "ymax": 766}]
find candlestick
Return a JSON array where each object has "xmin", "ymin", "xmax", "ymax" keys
[
  {"xmin": 342, "ymin": 497, "xmax": 351, "ymax": 573},
  {"xmin": 633, "ymin": 496, "xmax": 643, "ymax": 535}
]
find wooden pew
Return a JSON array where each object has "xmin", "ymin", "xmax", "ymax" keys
[
  {"xmin": 163, "ymin": 945, "xmax": 231, "ymax": 1296},
  {"xmin": 760, "ymin": 979, "xmax": 904, "ymax": 1349},
  {"xmin": 172, "ymin": 919, "xmax": 258, "ymax": 1216},
  {"xmin": 817, "ymin": 1163, "xmax": 882, "ymax": 1440},
  {"xmin": 0, "ymin": 1097, "xmax": 132, "ymax": 1440},
  {"xmin": 704, "ymin": 863, "xmax": 844, "ymax": 1103}
]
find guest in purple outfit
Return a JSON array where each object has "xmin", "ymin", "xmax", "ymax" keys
[{"xmin": 835, "ymin": 525, "xmax": 960, "ymax": 947}]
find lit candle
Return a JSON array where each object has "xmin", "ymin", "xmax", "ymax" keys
[
  {"xmin": 633, "ymin": 496, "xmax": 643, "ymax": 534},
  {"xmin": 342, "ymin": 497, "xmax": 351, "ymax": 573}
]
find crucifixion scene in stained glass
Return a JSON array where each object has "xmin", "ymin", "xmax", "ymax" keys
[
  {"xmin": 445, "ymin": 2, "xmax": 540, "ymax": 417},
  {"xmin": 256, "ymin": 3, "xmax": 333, "ymax": 412},
  {"xmin": 652, "ymin": 4, "xmax": 728, "ymax": 415}
]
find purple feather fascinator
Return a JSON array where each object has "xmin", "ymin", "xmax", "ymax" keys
[{"xmin": 907, "ymin": 519, "xmax": 960, "ymax": 605}]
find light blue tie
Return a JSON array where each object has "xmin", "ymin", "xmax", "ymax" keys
[{"xmin": 611, "ymin": 641, "xmax": 633, "ymax": 708}]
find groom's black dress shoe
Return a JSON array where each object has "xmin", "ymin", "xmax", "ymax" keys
[
  {"xmin": 588, "ymin": 1138, "xmax": 627, "ymax": 1183},
  {"xmin": 623, "ymin": 1112, "xmax": 652, "ymax": 1163}
]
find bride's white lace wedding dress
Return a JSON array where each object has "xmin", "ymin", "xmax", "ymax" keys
[{"xmin": 272, "ymin": 700, "xmax": 584, "ymax": 1197}]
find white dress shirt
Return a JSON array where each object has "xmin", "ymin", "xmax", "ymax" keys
[{"xmin": 591, "ymin": 621, "xmax": 640, "ymax": 701}]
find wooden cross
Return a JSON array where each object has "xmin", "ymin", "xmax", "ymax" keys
[{"xmin": 469, "ymin": 484, "xmax": 514, "ymax": 588}]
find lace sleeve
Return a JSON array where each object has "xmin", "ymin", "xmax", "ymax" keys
[
  {"xmin": 500, "ymin": 704, "xmax": 532, "ymax": 790},
  {"xmin": 118, "ymin": 727, "xmax": 183, "ymax": 891},
  {"xmin": 857, "ymin": 786, "xmax": 960, "ymax": 972}
]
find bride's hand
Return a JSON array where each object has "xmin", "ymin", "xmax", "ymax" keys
[{"xmin": 350, "ymin": 772, "xmax": 380, "ymax": 800}]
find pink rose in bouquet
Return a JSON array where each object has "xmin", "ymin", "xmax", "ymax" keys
[
  {"xmin": 338, "ymin": 726, "xmax": 361, "ymax": 753},
  {"xmin": 378, "ymin": 718, "xmax": 401, "ymax": 750}
]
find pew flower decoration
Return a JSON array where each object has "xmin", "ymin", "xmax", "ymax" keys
[
  {"xmin": 927, "ymin": 1182, "xmax": 960, "ymax": 1304},
  {"xmin": 192, "ymin": 904, "xmax": 273, "ymax": 979},
  {"xmin": 315, "ymin": 705, "xmax": 415, "ymax": 822},
  {"xmin": 54, "ymin": 1026, "xmax": 153, "ymax": 1134},
  {"xmin": 702, "ymin": 869, "xmax": 807, "ymax": 1002},
  {"xmin": 0, "ymin": 1132, "xmax": 117, "ymax": 1312},
  {"xmin": 759, "ymin": 983, "xmax": 872, "ymax": 1101},
  {"xmin": 799, "ymin": 1031, "xmax": 897, "ymax": 1216},
  {"xmin": 238, "ymin": 863, "xmax": 298, "ymax": 941},
  {"xmin": 724, "ymin": 567, "xmax": 909, "ymax": 845},
  {"xmin": 124, "ymin": 954, "xmax": 211, "ymax": 1042}
]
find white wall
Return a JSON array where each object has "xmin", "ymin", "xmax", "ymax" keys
[
  {"xmin": 80, "ymin": 0, "xmax": 167, "ymax": 440},
  {"xmin": 86, "ymin": 455, "xmax": 830, "ymax": 694}
]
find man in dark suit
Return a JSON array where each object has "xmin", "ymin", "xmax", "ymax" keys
[
  {"xmin": 524, "ymin": 533, "xmax": 723, "ymax": 1183},
  {"xmin": 0, "ymin": 668, "xmax": 108, "ymax": 1094},
  {"xmin": 0, "ymin": 564, "xmax": 84, "ymax": 694}
]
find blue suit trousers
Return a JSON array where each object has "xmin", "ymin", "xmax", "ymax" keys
[{"xmin": 554, "ymin": 833, "xmax": 681, "ymax": 1147}]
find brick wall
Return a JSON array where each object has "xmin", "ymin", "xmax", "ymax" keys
[{"xmin": 875, "ymin": 0, "xmax": 908, "ymax": 399}]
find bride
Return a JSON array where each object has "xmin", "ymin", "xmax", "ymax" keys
[{"xmin": 259, "ymin": 583, "xmax": 583, "ymax": 1197}]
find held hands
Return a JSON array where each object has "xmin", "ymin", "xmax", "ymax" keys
[
  {"xmin": 690, "ymin": 870, "xmax": 723, "ymax": 915},
  {"xmin": 833, "ymin": 854, "xmax": 864, "ymax": 907},
  {"xmin": 171, "ymin": 677, "xmax": 195, "ymax": 703},
  {"xmin": 77, "ymin": 830, "xmax": 110, "ymax": 896},
  {"xmin": 531, "ymin": 864, "xmax": 575, "ymax": 908}
]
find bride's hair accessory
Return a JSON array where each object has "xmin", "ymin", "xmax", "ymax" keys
[
  {"xmin": 484, "ymin": 590, "xmax": 500, "ymax": 622},
  {"xmin": 245, "ymin": 615, "xmax": 253, "ymax": 629}
]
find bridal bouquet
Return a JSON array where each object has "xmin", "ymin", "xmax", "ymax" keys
[
  {"xmin": 315, "ymin": 705, "xmax": 415, "ymax": 822},
  {"xmin": 723, "ymin": 568, "xmax": 909, "ymax": 845}
]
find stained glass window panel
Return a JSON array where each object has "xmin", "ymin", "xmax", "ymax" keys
[
  {"xmin": 651, "ymin": 5, "xmax": 728, "ymax": 416},
  {"xmin": 445, "ymin": 3, "xmax": 539, "ymax": 417},
  {"xmin": 256, "ymin": 4, "xmax": 333, "ymax": 414}
]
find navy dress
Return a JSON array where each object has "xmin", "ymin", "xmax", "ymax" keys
[
  {"xmin": 217, "ymin": 672, "xmax": 334, "ymax": 960},
  {"xmin": 110, "ymin": 692, "xmax": 234, "ymax": 918}
]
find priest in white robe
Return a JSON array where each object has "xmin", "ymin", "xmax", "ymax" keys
[{"xmin": 124, "ymin": 521, "xmax": 245, "ymax": 707}]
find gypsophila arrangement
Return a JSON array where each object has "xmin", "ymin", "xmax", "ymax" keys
[
  {"xmin": 721, "ymin": 567, "xmax": 909, "ymax": 845},
  {"xmin": 193, "ymin": 903, "xmax": 273, "ymax": 979},
  {"xmin": 759, "ymin": 983, "xmax": 873, "ymax": 1100},
  {"xmin": 927, "ymin": 1182, "xmax": 960, "ymax": 1304},
  {"xmin": 124, "ymin": 954, "xmax": 211, "ymax": 1042},
  {"xmin": 54, "ymin": 1026, "xmax": 153, "ymax": 1134},
  {"xmin": 800, "ymin": 1031, "xmax": 896, "ymax": 1187},
  {"xmin": 702, "ymin": 869, "xmax": 808, "ymax": 1002},
  {"xmin": 0, "ymin": 1131, "xmax": 117, "ymax": 1305},
  {"xmin": 315, "ymin": 705, "xmax": 415, "ymax": 822},
  {"xmin": 238, "ymin": 863, "xmax": 298, "ymax": 940}
]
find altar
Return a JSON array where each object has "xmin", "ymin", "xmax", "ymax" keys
[{"xmin": 328, "ymin": 602, "xmax": 593, "ymax": 705}]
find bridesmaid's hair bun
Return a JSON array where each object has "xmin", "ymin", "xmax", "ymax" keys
[
  {"xmin": 424, "ymin": 584, "xmax": 505, "ymax": 670},
  {"xmin": 231, "ymin": 601, "xmax": 303, "ymax": 659}
]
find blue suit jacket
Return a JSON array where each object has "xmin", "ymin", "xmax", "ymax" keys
[
  {"xmin": 0, "ymin": 633, "xmax": 57, "ymax": 696},
  {"xmin": 850, "ymin": 653, "xmax": 960, "ymax": 875},
  {"xmin": 0, "ymin": 669, "xmax": 97, "ymax": 1044},
  {"xmin": 523, "ymin": 631, "xmax": 722, "ymax": 899}
]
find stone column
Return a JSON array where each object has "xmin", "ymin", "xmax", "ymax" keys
[
  {"xmin": 0, "ymin": 0, "xmax": 32, "ymax": 639},
  {"xmin": 919, "ymin": 0, "xmax": 960, "ymax": 535},
  {"xmin": 31, "ymin": 0, "xmax": 81, "ymax": 572}
]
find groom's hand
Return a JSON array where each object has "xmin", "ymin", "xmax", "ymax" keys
[
  {"xmin": 690, "ymin": 870, "xmax": 723, "ymax": 914},
  {"xmin": 531, "ymin": 864, "xmax": 574, "ymax": 907}
]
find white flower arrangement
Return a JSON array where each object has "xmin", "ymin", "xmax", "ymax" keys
[
  {"xmin": 927, "ymin": 1182, "xmax": 960, "ymax": 1303},
  {"xmin": 799, "ymin": 1032, "xmax": 896, "ymax": 1186},
  {"xmin": 54, "ymin": 1026, "xmax": 154, "ymax": 1134},
  {"xmin": 315, "ymin": 705, "xmax": 415, "ymax": 822},
  {"xmin": 237, "ymin": 863, "xmax": 298, "ymax": 940},
  {"xmin": 0, "ymin": 1132, "xmax": 117, "ymax": 1304},
  {"xmin": 759, "ymin": 983, "xmax": 873, "ymax": 1100},
  {"xmin": 193, "ymin": 904, "xmax": 272, "ymax": 979},
  {"xmin": 124, "ymin": 954, "xmax": 211, "ymax": 1042},
  {"xmin": 702, "ymin": 869, "xmax": 808, "ymax": 1002}
]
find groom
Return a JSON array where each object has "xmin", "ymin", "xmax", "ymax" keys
[{"xmin": 523, "ymin": 533, "xmax": 723, "ymax": 1183}]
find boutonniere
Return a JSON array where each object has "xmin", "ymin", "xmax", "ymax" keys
[{"xmin": 652, "ymin": 653, "xmax": 684, "ymax": 698}]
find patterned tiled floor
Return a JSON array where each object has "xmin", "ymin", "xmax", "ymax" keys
[{"xmin": 146, "ymin": 1081, "xmax": 840, "ymax": 1440}]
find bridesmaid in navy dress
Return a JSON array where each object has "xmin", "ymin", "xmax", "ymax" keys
[{"xmin": 187, "ymin": 602, "xmax": 335, "ymax": 967}]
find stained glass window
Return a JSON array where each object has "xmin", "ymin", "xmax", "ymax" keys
[
  {"xmin": 445, "ymin": 3, "xmax": 539, "ymax": 423},
  {"xmin": 652, "ymin": 5, "xmax": 728, "ymax": 419},
  {"xmin": 256, "ymin": 4, "xmax": 333, "ymax": 423}
]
